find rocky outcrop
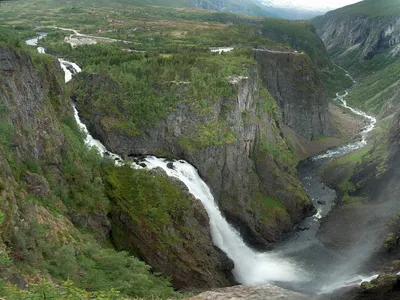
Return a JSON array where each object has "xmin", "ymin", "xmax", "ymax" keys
[
  {"xmin": 355, "ymin": 275, "xmax": 400, "ymax": 300},
  {"xmin": 313, "ymin": 3, "xmax": 400, "ymax": 60},
  {"xmin": 0, "ymin": 46, "xmax": 65, "ymax": 164},
  {"xmin": 74, "ymin": 67, "xmax": 314, "ymax": 249},
  {"xmin": 254, "ymin": 48, "xmax": 337, "ymax": 140},
  {"xmin": 109, "ymin": 168, "xmax": 234, "ymax": 290},
  {"xmin": 0, "ymin": 46, "xmax": 66, "ymax": 247}
]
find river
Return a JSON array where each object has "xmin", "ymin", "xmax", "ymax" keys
[
  {"xmin": 275, "ymin": 90, "xmax": 378, "ymax": 293},
  {"xmin": 26, "ymin": 33, "xmax": 379, "ymax": 295}
]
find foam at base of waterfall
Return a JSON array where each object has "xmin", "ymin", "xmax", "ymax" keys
[
  {"xmin": 319, "ymin": 274, "xmax": 379, "ymax": 294},
  {"xmin": 141, "ymin": 156, "xmax": 307, "ymax": 284}
]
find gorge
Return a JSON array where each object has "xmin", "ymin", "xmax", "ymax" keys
[
  {"xmin": 1, "ymin": 0, "xmax": 400, "ymax": 299},
  {"xmin": 34, "ymin": 29, "xmax": 379, "ymax": 295}
]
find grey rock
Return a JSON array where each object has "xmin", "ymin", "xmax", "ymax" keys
[
  {"xmin": 189, "ymin": 284, "xmax": 324, "ymax": 300},
  {"xmin": 254, "ymin": 48, "xmax": 337, "ymax": 140},
  {"xmin": 22, "ymin": 172, "xmax": 50, "ymax": 198},
  {"xmin": 71, "ymin": 211, "xmax": 112, "ymax": 242},
  {"xmin": 313, "ymin": 13, "xmax": 400, "ymax": 60}
]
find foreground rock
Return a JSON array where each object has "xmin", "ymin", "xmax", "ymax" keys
[{"xmin": 188, "ymin": 284, "xmax": 323, "ymax": 300}]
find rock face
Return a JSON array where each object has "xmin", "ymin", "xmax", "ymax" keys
[
  {"xmin": 0, "ymin": 46, "xmax": 65, "ymax": 164},
  {"xmin": 75, "ymin": 67, "xmax": 314, "ymax": 248},
  {"xmin": 313, "ymin": 3, "xmax": 400, "ymax": 60},
  {"xmin": 0, "ymin": 46, "xmax": 66, "ymax": 248},
  {"xmin": 254, "ymin": 48, "xmax": 337, "ymax": 140}
]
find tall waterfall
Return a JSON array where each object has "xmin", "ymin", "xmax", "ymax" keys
[{"xmin": 55, "ymin": 46, "xmax": 305, "ymax": 285}]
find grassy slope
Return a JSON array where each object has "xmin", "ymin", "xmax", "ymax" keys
[
  {"xmin": 0, "ymin": 30, "xmax": 185, "ymax": 299},
  {"xmin": 1, "ymin": 0, "xmax": 350, "ymax": 96}
]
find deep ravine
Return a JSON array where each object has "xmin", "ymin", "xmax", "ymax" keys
[
  {"xmin": 27, "ymin": 33, "xmax": 379, "ymax": 295},
  {"xmin": 275, "ymin": 90, "xmax": 378, "ymax": 294}
]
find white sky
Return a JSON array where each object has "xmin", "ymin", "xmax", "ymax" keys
[
  {"xmin": 265, "ymin": 0, "xmax": 363, "ymax": 10},
  {"xmin": 301, "ymin": 0, "xmax": 362, "ymax": 9}
]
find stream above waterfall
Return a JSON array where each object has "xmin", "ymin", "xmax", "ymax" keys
[{"xmin": 26, "ymin": 33, "xmax": 379, "ymax": 295}]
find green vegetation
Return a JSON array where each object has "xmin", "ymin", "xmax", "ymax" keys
[
  {"xmin": 326, "ymin": 118, "xmax": 391, "ymax": 205},
  {"xmin": 2, "ymin": 280, "xmax": 121, "ymax": 300},
  {"xmin": 67, "ymin": 45, "xmax": 254, "ymax": 135},
  {"xmin": 0, "ymin": 39, "xmax": 186, "ymax": 298},
  {"xmin": 345, "ymin": 59, "xmax": 400, "ymax": 115},
  {"xmin": 104, "ymin": 166, "xmax": 190, "ymax": 234},
  {"xmin": 0, "ymin": 0, "xmax": 356, "ymax": 296},
  {"xmin": 258, "ymin": 197, "xmax": 290, "ymax": 225},
  {"xmin": 0, "ymin": 114, "xmax": 180, "ymax": 299},
  {"xmin": 1, "ymin": 0, "xmax": 350, "ymax": 96}
]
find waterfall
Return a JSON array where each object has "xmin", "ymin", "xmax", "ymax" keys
[
  {"xmin": 59, "ymin": 56, "xmax": 305, "ymax": 285},
  {"xmin": 30, "ymin": 37, "xmax": 305, "ymax": 285},
  {"xmin": 26, "ymin": 33, "xmax": 381, "ymax": 292}
]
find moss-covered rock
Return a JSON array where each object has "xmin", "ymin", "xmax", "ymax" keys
[{"xmin": 105, "ymin": 166, "xmax": 234, "ymax": 290}]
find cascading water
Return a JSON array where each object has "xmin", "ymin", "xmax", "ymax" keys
[
  {"xmin": 26, "ymin": 35, "xmax": 305, "ymax": 285},
  {"xmin": 26, "ymin": 33, "xmax": 380, "ymax": 294}
]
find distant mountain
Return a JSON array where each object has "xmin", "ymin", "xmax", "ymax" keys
[
  {"xmin": 256, "ymin": 0, "xmax": 327, "ymax": 19},
  {"xmin": 189, "ymin": 0, "xmax": 342, "ymax": 20},
  {"xmin": 190, "ymin": 0, "xmax": 276, "ymax": 17}
]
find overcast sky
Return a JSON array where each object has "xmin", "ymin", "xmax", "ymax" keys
[
  {"xmin": 302, "ymin": 0, "xmax": 362, "ymax": 9},
  {"xmin": 264, "ymin": 0, "xmax": 363, "ymax": 10}
]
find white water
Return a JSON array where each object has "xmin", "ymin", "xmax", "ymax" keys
[
  {"xmin": 320, "ymin": 274, "xmax": 379, "ymax": 294},
  {"xmin": 25, "ymin": 32, "xmax": 47, "ymax": 53},
  {"xmin": 210, "ymin": 47, "xmax": 234, "ymax": 54},
  {"xmin": 140, "ymin": 157, "xmax": 306, "ymax": 284},
  {"xmin": 314, "ymin": 91, "xmax": 377, "ymax": 160}
]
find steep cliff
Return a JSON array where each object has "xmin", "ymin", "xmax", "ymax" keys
[
  {"xmin": 73, "ymin": 64, "xmax": 314, "ymax": 249},
  {"xmin": 254, "ymin": 48, "xmax": 337, "ymax": 140},
  {"xmin": 313, "ymin": 0, "xmax": 400, "ymax": 61}
]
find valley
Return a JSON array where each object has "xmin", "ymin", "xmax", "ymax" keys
[{"xmin": 0, "ymin": 0, "xmax": 399, "ymax": 299}]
